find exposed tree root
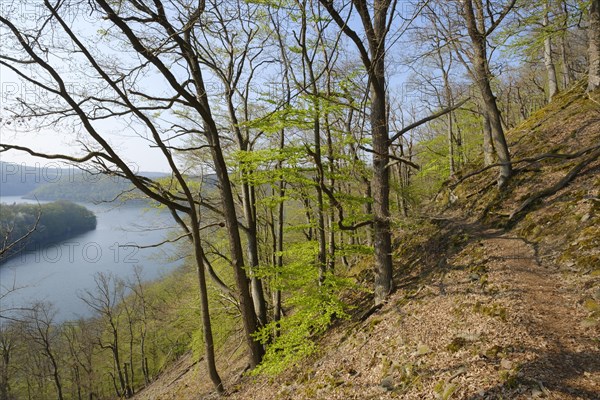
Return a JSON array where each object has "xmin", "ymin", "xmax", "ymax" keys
[
  {"xmin": 450, "ymin": 144, "xmax": 600, "ymax": 189},
  {"xmin": 509, "ymin": 147, "xmax": 600, "ymax": 222}
]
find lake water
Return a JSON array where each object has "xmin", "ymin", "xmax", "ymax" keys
[{"xmin": 0, "ymin": 196, "xmax": 184, "ymax": 321}]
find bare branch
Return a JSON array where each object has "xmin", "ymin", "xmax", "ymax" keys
[{"xmin": 388, "ymin": 97, "xmax": 470, "ymax": 143}]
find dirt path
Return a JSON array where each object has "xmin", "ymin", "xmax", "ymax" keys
[{"xmin": 475, "ymin": 228, "xmax": 600, "ymax": 399}]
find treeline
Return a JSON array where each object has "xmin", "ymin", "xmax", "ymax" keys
[
  {"xmin": 0, "ymin": 268, "xmax": 210, "ymax": 400},
  {"xmin": 0, "ymin": 161, "xmax": 169, "ymax": 203},
  {"xmin": 25, "ymin": 174, "xmax": 135, "ymax": 203},
  {"xmin": 0, "ymin": 201, "xmax": 97, "ymax": 262},
  {"xmin": 0, "ymin": 0, "xmax": 598, "ymax": 397}
]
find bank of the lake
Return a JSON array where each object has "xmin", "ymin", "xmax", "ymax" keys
[
  {"xmin": 0, "ymin": 196, "xmax": 183, "ymax": 321},
  {"xmin": 0, "ymin": 200, "xmax": 97, "ymax": 262}
]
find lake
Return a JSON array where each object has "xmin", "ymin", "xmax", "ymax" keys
[{"xmin": 0, "ymin": 196, "xmax": 184, "ymax": 321}]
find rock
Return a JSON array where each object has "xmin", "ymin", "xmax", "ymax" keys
[
  {"xmin": 500, "ymin": 359, "xmax": 513, "ymax": 370},
  {"xmin": 413, "ymin": 343, "xmax": 431, "ymax": 356},
  {"xmin": 531, "ymin": 388, "xmax": 543, "ymax": 398},
  {"xmin": 580, "ymin": 318, "xmax": 599, "ymax": 328},
  {"xmin": 380, "ymin": 376, "xmax": 395, "ymax": 391}
]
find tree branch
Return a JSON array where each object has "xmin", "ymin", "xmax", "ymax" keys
[{"xmin": 389, "ymin": 97, "xmax": 470, "ymax": 143}]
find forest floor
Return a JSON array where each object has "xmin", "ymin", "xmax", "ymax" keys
[{"xmin": 133, "ymin": 216, "xmax": 600, "ymax": 400}]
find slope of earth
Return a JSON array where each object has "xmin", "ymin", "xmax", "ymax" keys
[{"xmin": 133, "ymin": 84, "xmax": 600, "ymax": 399}]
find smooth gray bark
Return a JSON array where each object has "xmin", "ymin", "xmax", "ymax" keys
[
  {"xmin": 543, "ymin": 3, "xmax": 559, "ymax": 101},
  {"xmin": 588, "ymin": 0, "xmax": 600, "ymax": 92}
]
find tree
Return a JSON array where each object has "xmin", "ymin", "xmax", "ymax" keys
[
  {"xmin": 0, "ymin": 324, "xmax": 17, "ymax": 400},
  {"xmin": 316, "ymin": 0, "xmax": 467, "ymax": 304},
  {"xmin": 588, "ymin": 0, "xmax": 600, "ymax": 91},
  {"xmin": 126, "ymin": 267, "xmax": 151, "ymax": 386},
  {"xmin": 543, "ymin": 0, "xmax": 560, "ymax": 100},
  {"xmin": 79, "ymin": 273, "xmax": 131, "ymax": 398},
  {"xmin": 0, "ymin": 204, "xmax": 40, "ymax": 261},
  {"xmin": 459, "ymin": 0, "xmax": 514, "ymax": 186},
  {"xmin": 21, "ymin": 303, "xmax": 65, "ymax": 400},
  {"xmin": 317, "ymin": 0, "xmax": 399, "ymax": 304},
  {"xmin": 191, "ymin": 0, "xmax": 272, "ymax": 327},
  {"xmin": 62, "ymin": 320, "xmax": 97, "ymax": 400}
]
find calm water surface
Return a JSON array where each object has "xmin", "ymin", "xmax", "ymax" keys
[{"xmin": 0, "ymin": 196, "xmax": 183, "ymax": 320}]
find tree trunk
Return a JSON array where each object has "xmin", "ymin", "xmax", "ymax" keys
[
  {"xmin": 0, "ymin": 337, "xmax": 10, "ymax": 400},
  {"xmin": 242, "ymin": 181, "xmax": 268, "ymax": 328},
  {"xmin": 588, "ymin": 0, "xmax": 600, "ymax": 92},
  {"xmin": 205, "ymin": 121, "xmax": 264, "ymax": 367},
  {"xmin": 448, "ymin": 112, "xmax": 455, "ymax": 177},
  {"xmin": 325, "ymin": 121, "xmax": 336, "ymax": 274},
  {"xmin": 140, "ymin": 332, "xmax": 149, "ymax": 385},
  {"xmin": 47, "ymin": 350, "xmax": 64, "ymax": 400},
  {"xmin": 226, "ymin": 86, "xmax": 268, "ymax": 331},
  {"xmin": 273, "ymin": 176, "xmax": 284, "ymax": 327},
  {"xmin": 482, "ymin": 111, "xmax": 495, "ymax": 166},
  {"xmin": 299, "ymin": 10, "xmax": 329, "ymax": 283},
  {"xmin": 455, "ymin": 114, "xmax": 466, "ymax": 168},
  {"xmin": 559, "ymin": 0, "xmax": 572, "ymax": 88},
  {"xmin": 544, "ymin": 3, "xmax": 559, "ymax": 101},
  {"xmin": 463, "ymin": 0, "xmax": 512, "ymax": 186},
  {"xmin": 313, "ymin": 112, "xmax": 328, "ymax": 284},
  {"xmin": 437, "ymin": 45, "xmax": 456, "ymax": 177},
  {"xmin": 187, "ymin": 37, "xmax": 263, "ymax": 367},
  {"xmin": 123, "ymin": 363, "xmax": 132, "ymax": 398},
  {"xmin": 318, "ymin": 0, "xmax": 393, "ymax": 304},
  {"xmin": 371, "ymin": 56, "xmax": 393, "ymax": 305},
  {"xmin": 111, "ymin": 331, "xmax": 127, "ymax": 397},
  {"xmin": 191, "ymin": 216, "xmax": 223, "ymax": 393}
]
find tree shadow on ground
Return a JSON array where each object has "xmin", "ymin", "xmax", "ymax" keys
[
  {"xmin": 391, "ymin": 218, "xmax": 600, "ymax": 399},
  {"xmin": 461, "ymin": 347, "xmax": 600, "ymax": 400}
]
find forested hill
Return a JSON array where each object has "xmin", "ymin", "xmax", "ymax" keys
[
  {"xmin": 0, "ymin": 161, "xmax": 135, "ymax": 201},
  {"xmin": 0, "ymin": 201, "xmax": 97, "ymax": 262},
  {"xmin": 132, "ymin": 83, "xmax": 600, "ymax": 400},
  {"xmin": 0, "ymin": 161, "xmax": 47, "ymax": 196},
  {"xmin": 24, "ymin": 173, "xmax": 135, "ymax": 203},
  {"xmin": 0, "ymin": 161, "xmax": 216, "ymax": 203}
]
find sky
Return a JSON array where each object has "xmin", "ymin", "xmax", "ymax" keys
[
  {"xmin": 0, "ymin": 66, "xmax": 174, "ymax": 173},
  {"xmin": 0, "ymin": 0, "xmax": 180, "ymax": 173},
  {"xmin": 0, "ymin": 0, "xmax": 430, "ymax": 175}
]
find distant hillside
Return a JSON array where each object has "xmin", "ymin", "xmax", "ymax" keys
[
  {"xmin": 0, "ymin": 162, "xmax": 189, "ymax": 203},
  {"xmin": 0, "ymin": 161, "xmax": 47, "ymax": 196},
  {"xmin": 25, "ymin": 172, "xmax": 136, "ymax": 203},
  {"xmin": 0, "ymin": 200, "xmax": 97, "ymax": 262}
]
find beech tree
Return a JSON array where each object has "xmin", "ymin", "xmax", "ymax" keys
[
  {"xmin": 21, "ymin": 303, "xmax": 65, "ymax": 400},
  {"xmin": 588, "ymin": 0, "xmax": 600, "ymax": 91},
  {"xmin": 460, "ymin": 0, "xmax": 515, "ymax": 186},
  {"xmin": 542, "ymin": 0, "xmax": 560, "ymax": 100},
  {"xmin": 0, "ymin": 324, "xmax": 16, "ymax": 400},
  {"xmin": 79, "ymin": 273, "xmax": 130, "ymax": 398},
  {"xmin": 317, "ymin": 0, "xmax": 462, "ymax": 305},
  {"xmin": 318, "ymin": 0, "xmax": 397, "ymax": 304}
]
